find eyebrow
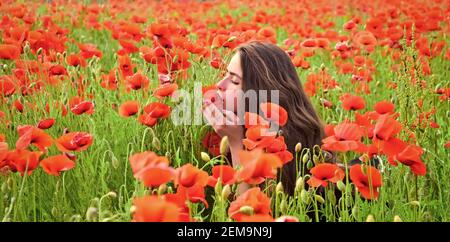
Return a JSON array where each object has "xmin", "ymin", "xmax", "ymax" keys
[{"xmin": 227, "ymin": 69, "xmax": 242, "ymax": 80}]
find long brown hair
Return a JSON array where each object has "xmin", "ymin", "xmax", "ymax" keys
[{"xmin": 237, "ymin": 41, "xmax": 326, "ymax": 195}]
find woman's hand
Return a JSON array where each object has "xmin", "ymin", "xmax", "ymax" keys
[
  {"xmin": 203, "ymin": 99, "xmax": 250, "ymax": 196},
  {"xmin": 202, "ymin": 99, "xmax": 244, "ymax": 143}
]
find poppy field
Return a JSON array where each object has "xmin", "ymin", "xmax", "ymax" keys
[{"xmin": 0, "ymin": 0, "xmax": 449, "ymax": 222}]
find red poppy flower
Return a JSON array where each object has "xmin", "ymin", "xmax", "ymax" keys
[
  {"xmin": 322, "ymin": 122, "xmax": 366, "ymax": 153},
  {"xmin": 129, "ymin": 151, "xmax": 175, "ymax": 187},
  {"xmin": 137, "ymin": 113, "xmax": 157, "ymax": 127},
  {"xmin": 373, "ymin": 114, "xmax": 402, "ymax": 141},
  {"xmin": 118, "ymin": 38, "xmax": 139, "ymax": 54},
  {"xmin": 265, "ymin": 136, "xmax": 293, "ymax": 165},
  {"xmin": 445, "ymin": 141, "xmax": 450, "ymax": 149},
  {"xmin": 77, "ymin": 43, "xmax": 103, "ymax": 59},
  {"xmin": 321, "ymin": 98, "xmax": 333, "ymax": 108},
  {"xmin": 350, "ymin": 164, "xmax": 382, "ymax": 200},
  {"xmin": 0, "ymin": 142, "xmax": 8, "ymax": 169},
  {"xmin": 132, "ymin": 195, "xmax": 185, "ymax": 222},
  {"xmin": 307, "ymin": 163, "xmax": 345, "ymax": 188},
  {"xmin": 143, "ymin": 102, "xmax": 171, "ymax": 119},
  {"xmin": 69, "ymin": 97, "xmax": 95, "ymax": 115},
  {"xmin": 13, "ymin": 99, "xmax": 24, "ymax": 113},
  {"xmin": 176, "ymin": 184, "xmax": 208, "ymax": 208},
  {"xmin": 341, "ymin": 94, "xmax": 366, "ymax": 111},
  {"xmin": 0, "ymin": 75, "xmax": 16, "ymax": 96},
  {"xmin": 242, "ymin": 125, "xmax": 277, "ymax": 150},
  {"xmin": 353, "ymin": 31, "xmax": 377, "ymax": 52},
  {"xmin": 394, "ymin": 145, "xmax": 426, "ymax": 176},
  {"xmin": 66, "ymin": 54, "xmax": 87, "ymax": 67},
  {"xmin": 207, "ymin": 165, "xmax": 236, "ymax": 187},
  {"xmin": 343, "ymin": 20, "xmax": 356, "ymax": 31},
  {"xmin": 119, "ymin": 101, "xmax": 139, "ymax": 117},
  {"xmin": 202, "ymin": 85, "xmax": 221, "ymax": 107},
  {"xmin": 55, "ymin": 132, "xmax": 93, "ymax": 152},
  {"xmin": 101, "ymin": 69, "xmax": 118, "ymax": 90},
  {"xmin": 15, "ymin": 125, "xmax": 53, "ymax": 152},
  {"xmin": 37, "ymin": 118, "xmax": 55, "ymax": 129},
  {"xmin": 374, "ymin": 100, "xmax": 395, "ymax": 114},
  {"xmin": 153, "ymin": 83, "xmax": 178, "ymax": 99},
  {"xmin": 0, "ymin": 44, "xmax": 21, "ymax": 60},
  {"xmin": 126, "ymin": 72, "xmax": 149, "ymax": 90},
  {"xmin": 40, "ymin": 154, "xmax": 76, "ymax": 176},
  {"xmin": 202, "ymin": 131, "xmax": 221, "ymax": 156},
  {"xmin": 260, "ymin": 102, "xmax": 288, "ymax": 127},
  {"xmin": 175, "ymin": 163, "xmax": 209, "ymax": 188},
  {"xmin": 149, "ymin": 23, "xmax": 171, "ymax": 38},
  {"xmin": 210, "ymin": 56, "xmax": 223, "ymax": 69},
  {"xmin": 48, "ymin": 64, "xmax": 67, "ymax": 76},
  {"xmin": 6, "ymin": 149, "xmax": 42, "ymax": 176},
  {"xmin": 237, "ymin": 148, "xmax": 282, "ymax": 184},
  {"xmin": 244, "ymin": 112, "xmax": 269, "ymax": 129},
  {"xmin": 118, "ymin": 54, "xmax": 135, "ymax": 78},
  {"xmin": 228, "ymin": 187, "xmax": 272, "ymax": 222}
]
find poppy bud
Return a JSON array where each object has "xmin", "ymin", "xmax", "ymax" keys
[
  {"xmin": 56, "ymin": 52, "xmax": 63, "ymax": 61},
  {"xmin": 221, "ymin": 184, "xmax": 231, "ymax": 200},
  {"xmin": 86, "ymin": 207, "xmax": 98, "ymax": 222},
  {"xmin": 1, "ymin": 182, "xmax": 8, "ymax": 193},
  {"xmin": 167, "ymin": 186, "xmax": 174, "ymax": 194},
  {"xmin": 152, "ymin": 136, "xmax": 161, "ymax": 150},
  {"xmin": 2, "ymin": 64, "xmax": 7, "ymax": 70},
  {"xmin": 295, "ymin": 142, "xmax": 302, "ymax": 153},
  {"xmin": 337, "ymin": 180, "xmax": 346, "ymax": 191},
  {"xmin": 352, "ymin": 205, "xmax": 358, "ymax": 217},
  {"xmin": 280, "ymin": 200, "xmax": 288, "ymax": 214},
  {"xmin": 37, "ymin": 47, "xmax": 43, "ymax": 56},
  {"xmin": 239, "ymin": 205, "xmax": 254, "ymax": 216},
  {"xmin": 130, "ymin": 205, "xmax": 136, "ymax": 214},
  {"xmin": 214, "ymin": 178, "xmax": 222, "ymax": 194},
  {"xmin": 295, "ymin": 177, "xmax": 304, "ymax": 192},
  {"xmin": 23, "ymin": 41, "xmax": 30, "ymax": 54},
  {"xmin": 313, "ymin": 154, "xmax": 320, "ymax": 165},
  {"xmin": 106, "ymin": 191, "xmax": 117, "ymax": 199},
  {"xmin": 276, "ymin": 182, "xmax": 284, "ymax": 194},
  {"xmin": 314, "ymin": 195, "xmax": 325, "ymax": 204},
  {"xmin": 300, "ymin": 189, "xmax": 310, "ymax": 204},
  {"xmin": 366, "ymin": 214, "xmax": 375, "ymax": 222},
  {"xmin": 70, "ymin": 214, "xmax": 82, "ymax": 222},
  {"xmin": 200, "ymin": 152, "xmax": 210, "ymax": 163},
  {"xmin": 158, "ymin": 184, "xmax": 167, "ymax": 195},
  {"xmin": 302, "ymin": 151, "xmax": 309, "ymax": 164},
  {"xmin": 111, "ymin": 156, "xmax": 119, "ymax": 169},
  {"xmin": 219, "ymin": 136, "xmax": 229, "ymax": 155},
  {"xmin": 306, "ymin": 160, "xmax": 314, "ymax": 170},
  {"xmin": 51, "ymin": 207, "xmax": 58, "ymax": 217},
  {"xmin": 227, "ymin": 36, "xmax": 237, "ymax": 42},
  {"xmin": 393, "ymin": 215, "xmax": 402, "ymax": 222},
  {"xmin": 409, "ymin": 201, "xmax": 420, "ymax": 207}
]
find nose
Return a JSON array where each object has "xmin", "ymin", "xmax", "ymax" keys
[{"xmin": 216, "ymin": 77, "xmax": 227, "ymax": 92}]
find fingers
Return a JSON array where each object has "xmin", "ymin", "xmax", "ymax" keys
[
  {"xmin": 222, "ymin": 109, "xmax": 240, "ymax": 125},
  {"xmin": 203, "ymin": 102, "xmax": 226, "ymax": 126}
]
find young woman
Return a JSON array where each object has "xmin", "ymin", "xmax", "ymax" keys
[{"xmin": 202, "ymin": 41, "xmax": 328, "ymax": 196}]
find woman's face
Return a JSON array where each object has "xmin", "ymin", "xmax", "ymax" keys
[{"xmin": 216, "ymin": 52, "xmax": 243, "ymax": 113}]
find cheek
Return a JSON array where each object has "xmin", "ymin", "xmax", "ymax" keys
[{"xmin": 222, "ymin": 89, "xmax": 242, "ymax": 112}]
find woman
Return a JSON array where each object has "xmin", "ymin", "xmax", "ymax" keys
[{"xmin": 202, "ymin": 41, "xmax": 328, "ymax": 196}]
